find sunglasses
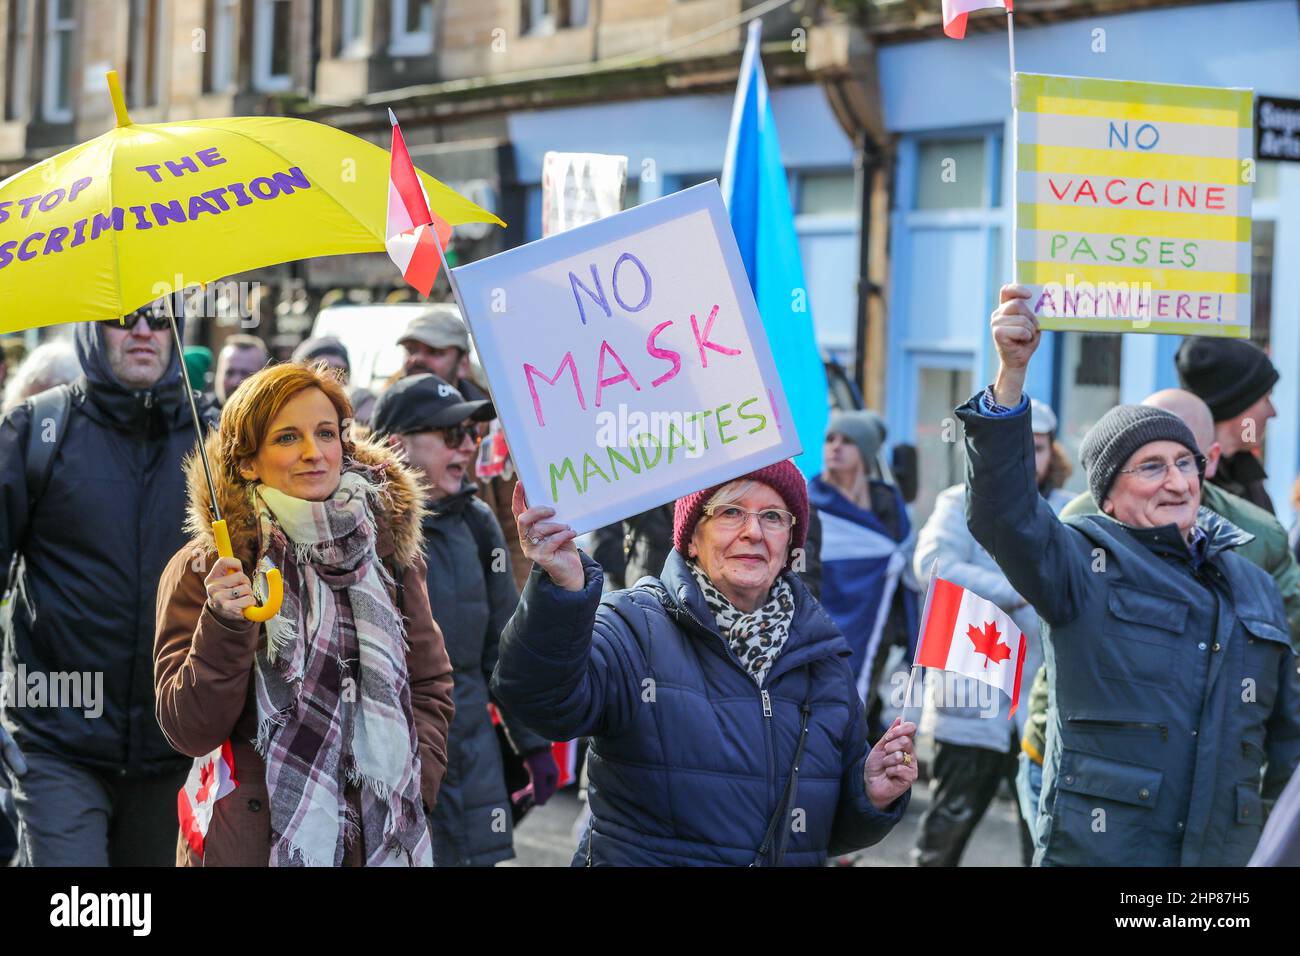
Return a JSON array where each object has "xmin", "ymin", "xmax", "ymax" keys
[
  {"xmin": 436, "ymin": 424, "xmax": 482, "ymax": 448},
  {"xmin": 100, "ymin": 311, "xmax": 170, "ymax": 332}
]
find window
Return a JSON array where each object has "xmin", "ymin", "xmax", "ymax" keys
[
  {"xmin": 1056, "ymin": 333, "xmax": 1122, "ymax": 493},
  {"xmin": 204, "ymin": 0, "xmax": 238, "ymax": 94},
  {"xmin": 913, "ymin": 364, "xmax": 972, "ymax": 524},
  {"xmin": 6, "ymin": 0, "xmax": 31, "ymax": 120},
  {"xmin": 253, "ymin": 0, "xmax": 291, "ymax": 92},
  {"xmin": 126, "ymin": 0, "xmax": 162, "ymax": 108},
  {"xmin": 914, "ymin": 137, "xmax": 986, "ymax": 210},
  {"xmin": 338, "ymin": 0, "xmax": 368, "ymax": 57},
  {"xmin": 1255, "ymin": 159, "xmax": 1280, "ymax": 201},
  {"xmin": 42, "ymin": 0, "xmax": 75, "ymax": 122},
  {"xmin": 798, "ymin": 171, "xmax": 855, "ymax": 216},
  {"xmin": 389, "ymin": 0, "xmax": 432, "ymax": 56},
  {"xmin": 521, "ymin": 0, "xmax": 587, "ymax": 36}
]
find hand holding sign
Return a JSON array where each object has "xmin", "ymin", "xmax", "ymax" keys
[{"xmin": 511, "ymin": 481, "xmax": 584, "ymax": 592}]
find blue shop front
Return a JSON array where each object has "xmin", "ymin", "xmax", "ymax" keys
[{"xmin": 878, "ymin": 0, "xmax": 1300, "ymax": 527}]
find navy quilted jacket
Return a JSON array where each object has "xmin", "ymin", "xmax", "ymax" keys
[{"xmin": 491, "ymin": 548, "xmax": 909, "ymax": 866}]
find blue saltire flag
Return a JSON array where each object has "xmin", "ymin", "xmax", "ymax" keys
[{"xmin": 721, "ymin": 19, "xmax": 830, "ymax": 478}]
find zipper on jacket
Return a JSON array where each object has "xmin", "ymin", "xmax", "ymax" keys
[
  {"xmin": 1068, "ymin": 716, "xmax": 1168, "ymax": 741},
  {"xmin": 663, "ymin": 587, "xmax": 780, "ymax": 850}
]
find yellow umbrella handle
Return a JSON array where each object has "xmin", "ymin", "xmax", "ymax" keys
[{"xmin": 211, "ymin": 519, "xmax": 283, "ymax": 623}]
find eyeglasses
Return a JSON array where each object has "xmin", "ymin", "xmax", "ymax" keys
[
  {"xmin": 100, "ymin": 310, "xmax": 170, "ymax": 332},
  {"xmin": 437, "ymin": 424, "xmax": 482, "ymax": 448},
  {"xmin": 700, "ymin": 504, "xmax": 797, "ymax": 533},
  {"xmin": 1117, "ymin": 454, "xmax": 1205, "ymax": 483}
]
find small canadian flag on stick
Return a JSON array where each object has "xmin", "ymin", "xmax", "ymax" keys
[
  {"xmin": 177, "ymin": 739, "xmax": 238, "ymax": 858},
  {"xmin": 914, "ymin": 575, "xmax": 1027, "ymax": 717},
  {"xmin": 386, "ymin": 109, "xmax": 453, "ymax": 296}
]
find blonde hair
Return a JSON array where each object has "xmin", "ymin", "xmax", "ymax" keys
[{"xmin": 704, "ymin": 479, "xmax": 756, "ymax": 510}]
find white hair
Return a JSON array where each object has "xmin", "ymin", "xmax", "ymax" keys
[
  {"xmin": 704, "ymin": 479, "xmax": 756, "ymax": 510},
  {"xmin": 2, "ymin": 340, "xmax": 81, "ymax": 414}
]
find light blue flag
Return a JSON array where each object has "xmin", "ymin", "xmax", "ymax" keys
[{"xmin": 721, "ymin": 19, "xmax": 829, "ymax": 478}]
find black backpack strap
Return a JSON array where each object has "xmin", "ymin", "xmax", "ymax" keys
[
  {"xmin": 23, "ymin": 384, "xmax": 72, "ymax": 510},
  {"xmin": 4, "ymin": 385, "xmax": 72, "ymax": 599}
]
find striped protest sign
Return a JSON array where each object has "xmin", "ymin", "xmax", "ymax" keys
[{"xmin": 1015, "ymin": 72, "xmax": 1254, "ymax": 337}]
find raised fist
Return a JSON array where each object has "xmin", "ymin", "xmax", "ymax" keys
[{"xmin": 991, "ymin": 284, "xmax": 1040, "ymax": 371}]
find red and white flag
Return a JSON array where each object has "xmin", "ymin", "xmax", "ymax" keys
[
  {"xmin": 942, "ymin": 0, "xmax": 1012, "ymax": 39},
  {"xmin": 386, "ymin": 109, "xmax": 453, "ymax": 296},
  {"xmin": 177, "ymin": 739, "xmax": 238, "ymax": 858},
  {"xmin": 914, "ymin": 576, "xmax": 1027, "ymax": 716}
]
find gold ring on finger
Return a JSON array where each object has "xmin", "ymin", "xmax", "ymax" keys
[{"xmin": 902, "ymin": 752, "xmax": 911, "ymax": 766}]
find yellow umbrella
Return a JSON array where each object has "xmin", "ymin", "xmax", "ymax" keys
[
  {"xmin": 0, "ymin": 72, "xmax": 500, "ymax": 331},
  {"xmin": 0, "ymin": 71, "xmax": 503, "ymax": 619}
]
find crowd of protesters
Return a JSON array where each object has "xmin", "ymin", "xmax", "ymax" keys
[{"xmin": 2, "ymin": 287, "xmax": 1300, "ymax": 867}]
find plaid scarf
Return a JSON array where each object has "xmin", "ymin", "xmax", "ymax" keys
[
  {"xmin": 251, "ymin": 470, "xmax": 432, "ymax": 867},
  {"xmin": 690, "ymin": 563, "xmax": 796, "ymax": 687}
]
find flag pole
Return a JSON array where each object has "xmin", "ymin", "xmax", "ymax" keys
[
  {"xmin": 902, "ymin": 559, "xmax": 941, "ymax": 712},
  {"xmin": 1007, "ymin": 7, "xmax": 1019, "ymax": 280}
]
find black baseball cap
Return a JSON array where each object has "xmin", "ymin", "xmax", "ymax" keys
[{"xmin": 371, "ymin": 373, "xmax": 495, "ymax": 436}]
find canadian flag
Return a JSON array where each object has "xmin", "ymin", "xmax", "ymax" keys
[
  {"xmin": 942, "ymin": 0, "xmax": 1012, "ymax": 39},
  {"xmin": 177, "ymin": 740, "xmax": 238, "ymax": 858},
  {"xmin": 914, "ymin": 576, "xmax": 1027, "ymax": 716},
  {"xmin": 386, "ymin": 109, "xmax": 453, "ymax": 296}
]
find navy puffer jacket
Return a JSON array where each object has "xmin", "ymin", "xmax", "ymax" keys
[{"xmin": 492, "ymin": 548, "xmax": 909, "ymax": 866}]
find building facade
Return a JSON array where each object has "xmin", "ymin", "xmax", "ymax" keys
[
  {"xmin": 0, "ymin": 1, "xmax": 1295, "ymax": 527},
  {"xmin": 871, "ymin": 0, "xmax": 1300, "ymax": 525}
]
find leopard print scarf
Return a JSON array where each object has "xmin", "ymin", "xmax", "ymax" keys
[{"xmin": 689, "ymin": 563, "xmax": 796, "ymax": 686}]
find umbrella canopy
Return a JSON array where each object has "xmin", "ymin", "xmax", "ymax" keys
[{"xmin": 0, "ymin": 71, "xmax": 502, "ymax": 333}]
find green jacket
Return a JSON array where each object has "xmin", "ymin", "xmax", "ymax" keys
[{"xmin": 1022, "ymin": 481, "xmax": 1300, "ymax": 763}]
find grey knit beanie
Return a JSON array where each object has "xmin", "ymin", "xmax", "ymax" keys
[
  {"xmin": 1079, "ymin": 404, "xmax": 1199, "ymax": 507},
  {"xmin": 827, "ymin": 409, "xmax": 886, "ymax": 471}
]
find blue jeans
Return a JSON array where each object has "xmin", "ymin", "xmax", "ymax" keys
[{"xmin": 1015, "ymin": 751, "xmax": 1043, "ymax": 836}]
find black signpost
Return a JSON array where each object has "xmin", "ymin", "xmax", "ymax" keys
[{"xmin": 1257, "ymin": 95, "xmax": 1300, "ymax": 163}]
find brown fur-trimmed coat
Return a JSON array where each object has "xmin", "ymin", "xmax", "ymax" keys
[{"xmin": 153, "ymin": 430, "xmax": 455, "ymax": 867}]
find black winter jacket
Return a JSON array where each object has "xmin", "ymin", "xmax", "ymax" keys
[
  {"xmin": 1, "ymin": 320, "xmax": 212, "ymax": 775},
  {"xmin": 421, "ymin": 483, "xmax": 550, "ymax": 866}
]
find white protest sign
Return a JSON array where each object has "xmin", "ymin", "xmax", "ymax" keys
[
  {"xmin": 541, "ymin": 151, "xmax": 628, "ymax": 237},
  {"xmin": 452, "ymin": 181, "xmax": 800, "ymax": 535}
]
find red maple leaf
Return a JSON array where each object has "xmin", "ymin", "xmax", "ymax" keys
[
  {"xmin": 967, "ymin": 621, "xmax": 1011, "ymax": 669},
  {"xmin": 195, "ymin": 759, "xmax": 215, "ymax": 804}
]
